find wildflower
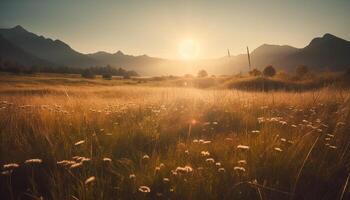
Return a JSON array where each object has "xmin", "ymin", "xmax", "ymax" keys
[
  {"xmin": 251, "ymin": 130, "xmax": 260, "ymax": 134},
  {"xmin": 234, "ymin": 166, "xmax": 246, "ymax": 172},
  {"xmin": 159, "ymin": 163, "xmax": 165, "ymax": 168},
  {"xmin": 129, "ymin": 174, "xmax": 136, "ymax": 179},
  {"xmin": 184, "ymin": 150, "xmax": 189, "ymax": 154},
  {"xmin": 328, "ymin": 145, "xmax": 337, "ymax": 149},
  {"xmin": 215, "ymin": 162, "xmax": 221, "ymax": 167},
  {"xmin": 3, "ymin": 163, "xmax": 19, "ymax": 170},
  {"xmin": 155, "ymin": 167, "xmax": 161, "ymax": 172},
  {"xmin": 138, "ymin": 186, "xmax": 151, "ymax": 193},
  {"xmin": 163, "ymin": 178, "xmax": 170, "ymax": 182},
  {"xmin": 238, "ymin": 160, "xmax": 247, "ymax": 165},
  {"xmin": 70, "ymin": 162, "xmax": 83, "ymax": 169},
  {"xmin": 200, "ymin": 151, "xmax": 210, "ymax": 156},
  {"xmin": 84, "ymin": 176, "xmax": 96, "ymax": 185},
  {"xmin": 237, "ymin": 145, "xmax": 250, "ymax": 150},
  {"xmin": 142, "ymin": 155, "xmax": 150, "ymax": 160},
  {"xmin": 57, "ymin": 160, "xmax": 76, "ymax": 167},
  {"xmin": 74, "ymin": 140, "xmax": 85, "ymax": 146},
  {"xmin": 175, "ymin": 165, "xmax": 193, "ymax": 173},
  {"xmin": 225, "ymin": 138, "xmax": 233, "ymax": 142},
  {"xmin": 206, "ymin": 158, "xmax": 215, "ymax": 163},
  {"xmin": 324, "ymin": 138, "xmax": 331, "ymax": 141},
  {"xmin": 280, "ymin": 138, "xmax": 287, "ymax": 142},
  {"xmin": 218, "ymin": 168, "xmax": 225, "ymax": 173},
  {"xmin": 193, "ymin": 139, "xmax": 199, "ymax": 143},
  {"xmin": 212, "ymin": 121, "xmax": 218, "ymax": 125},
  {"xmin": 103, "ymin": 157, "xmax": 112, "ymax": 162},
  {"xmin": 274, "ymin": 147, "xmax": 283, "ymax": 152},
  {"xmin": 291, "ymin": 124, "xmax": 297, "ymax": 128},
  {"xmin": 326, "ymin": 134, "xmax": 334, "ymax": 138},
  {"xmin": 202, "ymin": 140, "xmax": 212, "ymax": 144},
  {"xmin": 25, "ymin": 159, "xmax": 42, "ymax": 164}
]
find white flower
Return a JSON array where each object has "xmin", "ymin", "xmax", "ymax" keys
[
  {"xmin": 129, "ymin": 174, "xmax": 136, "ymax": 179},
  {"xmin": 103, "ymin": 157, "xmax": 112, "ymax": 162},
  {"xmin": 3, "ymin": 163, "xmax": 19, "ymax": 170},
  {"xmin": 205, "ymin": 158, "xmax": 215, "ymax": 163},
  {"xmin": 237, "ymin": 145, "xmax": 250, "ymax": 150},
  {"xmin": 201, "ymin": 151, "xmax": 210, "ymax": 156},
  {"xmin": 238, "ymin": 160, "xmax": 247, "ymax": 165},
  {"xmin": 218, "ymin": 168, "xmax": 225, "ymax": 173},
  {"xmin": 274, "ymin": 147, "xmax": 283, "ymax": 152},
  {"xmin": 84, "ymin": 176, "xmax": 96, "ymax": 185},
  {"xmin": 25, "ymin": 159, "xmax": 42, "ymax": 164},
  {"xmin": 234, "ymin": 166, "xmax": 246, "ymax": 172},
  {"xmin": 74, "ymin": 140, "xmax": 85, "ymax": 146},
  {"xmin": 138, "ymin": 186, "xmax": 151, "ymax": 193}
]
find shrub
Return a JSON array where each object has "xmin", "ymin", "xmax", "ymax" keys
[
  {"xmin": 81, "ymin": 69, "xmax": 95, "ymax": 78},
  {"xmin": 102, "ymin": 73, "xmax": 112, "ymax": 80},
  {"xmin": 263, "ymin": 65, "xmax": 276, "ymax": 77},
  {"xmin": 249, "ymin": 68, "xmax": 262, "ymax": 76},
  {"xmin": 197, "ymin": 70, "xmax": 208, "ymax": 78}
]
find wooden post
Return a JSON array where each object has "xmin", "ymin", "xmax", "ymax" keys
[{"xmin": 246, "ymin": 46, "xmax": 251, "ymax": 70}]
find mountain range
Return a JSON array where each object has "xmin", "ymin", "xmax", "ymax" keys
[{"xmin": 0, "ymin": 25, "xmax": 349, "ymax": 75}]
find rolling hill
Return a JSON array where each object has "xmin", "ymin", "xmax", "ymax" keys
[{"xmin": 0, "ymin": 25, "xmax": 349, "ymax": 75}]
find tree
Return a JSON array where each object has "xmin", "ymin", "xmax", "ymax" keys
[
  {"xmin": 102, "ymin": 73, "xmax": 112, "ymax": 80},
  {"xmin": 197, "ymin": 70, "xmax": 208, "ymax": 78},
  {"xmin": 295, "ymin": 65, "xmax": 309, "ymax": 77},
  {"xmin": 81, "ymin": 69, "xmax": 95, "ymax": 78},
  {"xmin": 263, "ymin": 65, "xmax": 276, "ymax": 77},
  {"xmin": 249, "ymin": 68, "xmax": 262, "ymax": 76}
]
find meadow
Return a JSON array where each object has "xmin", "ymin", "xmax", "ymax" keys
[{"xmin": 0, "ymin": 73, "xmax": 350, "ymax": 200}]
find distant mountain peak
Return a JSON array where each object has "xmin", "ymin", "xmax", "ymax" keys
[
  {"xmin": 11, "ymin": 25, "xmax": 27, "ymax": 32},
  {"xmin": 114, "ymin": 50, "xmax": 124, "ymax": 55},
  {"xmin": 322, "ymin": 33, "xmax": 337, "ymax": 39}
]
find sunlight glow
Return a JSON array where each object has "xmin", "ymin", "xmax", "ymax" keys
[{"xmin": 178, "ymin": 39, "xmax": 199, "ymax": 60}]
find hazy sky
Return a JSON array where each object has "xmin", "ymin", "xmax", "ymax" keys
[{"xmin": 0, "ymin": 0, "xmax": 349, "ymax": 59}]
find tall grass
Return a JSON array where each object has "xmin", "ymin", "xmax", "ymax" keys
[{"xmin": 0, "ymin": 76, "xmax": 350, "ymax": 200}]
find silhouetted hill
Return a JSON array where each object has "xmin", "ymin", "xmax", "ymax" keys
[
  {"xmin": 0, "ymin": 34, "xmax": 53, "ymax": 67},
  {"xmin": 1, "ymin": 26, "xmax": 349, "ymax": 75},
  {"xmin": 282, "ymin": 33, "xmax": 350, "ymax": 71},
  {"xmin": 0, "ymin": 26, "xmax": 97, "ymax": 68}
]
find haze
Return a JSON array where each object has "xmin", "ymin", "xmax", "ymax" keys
[{"xmin": 0, "ymin": 0, "xmax": 349, "ymax": 59}]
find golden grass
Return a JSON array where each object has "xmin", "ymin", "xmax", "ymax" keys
[{"xmin": 0, "ymin": 74, "xmax": 350, "ymax": 200}]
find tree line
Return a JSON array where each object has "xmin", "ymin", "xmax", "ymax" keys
[{"xmin": 0, "ymin": 58, "xmax": 138, "ymax": 78}]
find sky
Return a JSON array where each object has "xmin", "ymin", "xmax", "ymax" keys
[{"xmin": 0, "ymin": 0, "xmax": 349, "ymax": 59}]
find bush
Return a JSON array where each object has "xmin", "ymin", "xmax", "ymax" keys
[
  {"xmin": 81, "ymin": 69, "xmax": 95, "ymax": 78},
  {"xmin": 249, "ymin": 68, "xmax": 262, "ymax": 76},
  {"xmin": 102, "ymin": 73, "xmax": 112, "ymax": 80},
  {"xmin": 197, "ymin": 70, "xmax": 208, "ymax": 78},
  {"xmin": 263, "ymin": 65, "xmax": 276, "ymax": 77}
]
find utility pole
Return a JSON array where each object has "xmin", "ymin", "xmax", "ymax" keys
[{"xmin": 246, "ymin": 46, "xmax": 251, "ymax": 70}]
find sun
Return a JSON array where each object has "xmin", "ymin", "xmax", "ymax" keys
[{"xmin": 178, "ymin": 39, "xmax": 199, "ymax": 60}]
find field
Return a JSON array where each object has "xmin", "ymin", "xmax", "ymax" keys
[{"xmin": 1, "ymin": 73, "xmax": 350, "ymax": 200}]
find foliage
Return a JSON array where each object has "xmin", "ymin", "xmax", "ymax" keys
[
  {"xmin": 81, "ymin": 69, "xmax": 96, "ymax": 78},
  {"xmin": 197, "ymin": 69, "xmax": 208, "ymax": 77},
  {"xmin": 249, "ymin": 68, "xmax": 262, "ymax": 76},
  {"xmin": 263, "ymin": 65, "xmax": 276, "ymax": 77}
]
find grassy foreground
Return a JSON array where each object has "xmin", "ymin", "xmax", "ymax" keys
[{"xmin": 0, "ymin": 74, "xmax": 350, "ymax": 200}]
